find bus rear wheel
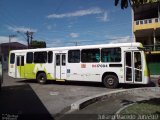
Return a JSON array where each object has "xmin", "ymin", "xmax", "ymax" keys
[
  {"xmin": 103, "ymin": 75, "xmax": 119, "ymax": 88},
  {"xmin": 37, "ymin": 73, "xmax": 47, "ymax": 84}
]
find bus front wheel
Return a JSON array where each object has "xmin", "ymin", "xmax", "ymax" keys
[
  {"xmin": 37, "ymin": 73, "xmax": 47, "ymax": 84},
  {"xmin": 103, "ymin": 75, "xmax": 119, "ymax": 88}
]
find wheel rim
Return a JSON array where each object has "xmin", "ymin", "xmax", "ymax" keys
[
  {"xmin": 39, "ymin": 76, "xmax": 44, "ymax": 83},
  {"xmin": 107, "ymin": 77, "xmax": 114, "ymax": 85}
]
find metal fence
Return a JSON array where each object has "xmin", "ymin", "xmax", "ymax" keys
[{"xmin": 144, "ymin": 44, "xmax": 160, "ymax": 51}]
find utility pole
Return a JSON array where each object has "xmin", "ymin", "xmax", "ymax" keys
[
  {"xmin": 9, "ymin": 35, "xmax": 16, "ymax": 51},
  {"xmin": 17, "ymin": 31, "xmax": 34, "ymax": 49},
  {"xmin": 26, "ymin": 31, "xmax": 30, "ymax": 49},
  {"xmin": 72, "ymin": 41, "xmax": 78, "ymax": 46},
  {"xmin": 25, "ymin": 31, "xmax": 34, "ymax": 48},
  {"xmin": 29, "ymin": 31, "xmax": 34, "ymax": 47},
  {"xmin": 75, "ymin": 42, "xmax": 78, "ymax": 46}
]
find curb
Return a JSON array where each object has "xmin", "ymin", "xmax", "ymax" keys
[
  {"xmin": 56, "ymin": 87, "xmax": 160, "ymax": 119},
  {"xmin": 68, "ymin": 89, "xmax": 126, "ymax": 113},
  {"xmin": 115, "ymin": 103, "xmax": 136, "ymax": 115},
  {"xmin": 55, "ymin": 89, "xmax": 127, "ymax": 119},
  {"xmin": 111, "ymin": 103, "xmax": 136, "ymax": 120},
  {"xmin": 67, "ymin": 87, "xmax": 160, "ymax": 113}
]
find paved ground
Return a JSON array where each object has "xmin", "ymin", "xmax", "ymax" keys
[
  {"xmin": 0, "ymin": 84, "xmax": 53, "ymax": 120},
  {"xmin": 1, "ymin": 71, "xmax": 159, "ymax": 120},
  {"xmin": 1, "ymin": 72, "xmax": 116, "ymax": 119},
  {"xmin": 58, "ymin": 87, "xmax": 160, "ymax": 120},
  {"xmin": 55, "ymin": 78, "xmax": 159, "ymax": 120}
]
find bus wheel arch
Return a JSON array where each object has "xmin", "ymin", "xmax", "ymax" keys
[
  {"xmin": 36, "ymin": 71, "xmax": 47, "ymax": 84},
  {"xmin": 102, "ymin": 72, "xmax": 119, "ymax": 88}
]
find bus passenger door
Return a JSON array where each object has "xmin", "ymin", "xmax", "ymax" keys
[
  {"xmin": 125, "ymin": 52, "xmax": 133, "ymax": 83},
  {"xmin": 55, "ymin": 53, "xmax": 66, "ymax": 80},
  {"xmin": 124, "ymin": 51, "xmax": 143, "ymax": 83},
  {"xmin": 133, "ymin": 52, "xmax": 142, "ymax": 83},
  {"xmin": 16, "ymin": 55, "xmax": 25, "ymax": 78}
]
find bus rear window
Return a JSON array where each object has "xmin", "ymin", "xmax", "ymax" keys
[{"xmin": 10, "ymin": 53, "xmax": 15, "ymax": 64}]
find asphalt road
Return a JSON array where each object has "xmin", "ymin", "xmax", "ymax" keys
[
  {"xmin": 0, "ymin": 84, "xmax": 53, "ymax": 120},
  {"xmin": 1, "ymin": 72, "xmax": 115, "ymax": 119}
]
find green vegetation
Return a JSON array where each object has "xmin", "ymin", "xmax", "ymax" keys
[
  {"xmin": 121, "ymin": 103, "xmax": 160, "ymax": 114},
  {"xmin": 30, "ymin": 40, "xmax": 46, "ymax": 48},
  {"xmin": 148, "ymin": 63, "xmax": 160, "ymax": 75},
  {"xmin": 120, "ymin": 98, "xmax": 160, "ymax": 115}
]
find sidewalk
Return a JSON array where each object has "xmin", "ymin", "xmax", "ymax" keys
[{"xmin": 57, "ymin": 87, "xmax": 160, "ymax": 120}]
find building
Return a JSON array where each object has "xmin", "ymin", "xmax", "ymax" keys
[
  {"xmin": 132, "ymin": 1, "xmax": 160, "ymax": 75},
  {"xmin": 0, "ymin": 42, "xmax": 27, "ymax": 70}
]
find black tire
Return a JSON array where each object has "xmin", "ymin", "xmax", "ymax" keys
[
  {"xmin": 103, "ymin": 75, "xmax": 119, "ymax": 88},
  {"xmin": 36, "ymin": 73, "xmax": 47, "ymax": 84}
]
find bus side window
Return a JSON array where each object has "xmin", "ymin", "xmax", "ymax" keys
[
  {"xmin": 101, "ymin": 48, "xmax": 121, "ymax": 62},
  {"xmin": 26, "ymin": 52, "xmax": 33, "ymax": 63},
  {"xmin": 68, "ymin": 50, "xmax": 80, "ymax": 63},
  {"xmin": 48, "ymin": 51, "xmax": 53, "ymax": 63},
  {"xmin": 62, "ymin": 54, "xmax": 66, "ymax": 66},
  {"xmin": 134, "ymin": 52, "xmax": 142, "ymax": 69},
  {"xmin": 81, "ymin": 49, "xmax": 100, "ymax": 63},
  {"xmin": 21, "ymin": 56, "xmax": 24, "ymax": 66},
  {"xmin": 95, "ymin": 53, "xmax": 100, "ymax": 62},
  {"xmin": 101, "ymin": 48, "xmax": 110, "ymax": 62},
  {"xmin": 10, "ymin": 53, "xmax": 15, "ymax": 64},
  {"xmin": 34, "ymin": 52, "xmax": 47, "ymax": 63},
  {"xmin": 126, "ymin": 52, "xmax": 131, "ymax": 67},
  {"xmin": 17, "ymin": 56, "xmax": 20, "ymax": 66},
  {"xmin": 56, "ymin": 55, "xmax": 60, "ymax": 66}
]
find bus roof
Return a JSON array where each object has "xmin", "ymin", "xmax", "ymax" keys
[{"xmin": 10, "ymin": 42, "xmax": 142, "ymax": 53}]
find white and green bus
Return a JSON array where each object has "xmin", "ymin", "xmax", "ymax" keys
[{"xmin": 8, "ymin": 42, "xmax": 150, "ymax": 88}]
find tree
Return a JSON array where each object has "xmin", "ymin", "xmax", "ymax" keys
[
  {"xmin": 115, "ymin": 0, "xmax": 159, "ymax": 9},
  {"xmin": 30, "ymin": 40, "xmax": 46, "ymax": 49}
]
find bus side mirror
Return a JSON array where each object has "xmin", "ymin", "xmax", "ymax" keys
[
  {"xmin": 146, "ymin": 50, "xmax": 151, "ymax": 55},
  {"xmin": 139, "ymin": 47, "xmax": 151, "ymax": 55}
]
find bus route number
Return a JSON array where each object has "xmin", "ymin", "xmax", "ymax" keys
[{"xmin": 92, "ymin": 64, "xmax": 107, "ymax": 68}]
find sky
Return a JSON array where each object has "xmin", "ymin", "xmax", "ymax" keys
[{"xmin": 0, "ymin": 0, "xmax": 132, "ymax": 47}]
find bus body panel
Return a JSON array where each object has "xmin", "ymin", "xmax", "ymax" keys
[
  {"xmin": 24, "ymin": 63, "xmax": 36, "ymax": 79},
  {"xmin": 66, "ymin": 63, "xmax": 123, "ymax": 82},
  {"xmin": 24, "ymin": 63, "xmax": 55, "ymax": 79}
]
